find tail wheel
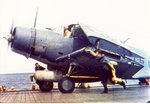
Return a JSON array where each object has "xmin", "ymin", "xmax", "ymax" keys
[
  {"xmin": 58, "ymin": 77, "xmax": 75, "ymax": 93},
  {"xmin": 37, "ymin": 81, "xmax": 53, "ymax": 92}
]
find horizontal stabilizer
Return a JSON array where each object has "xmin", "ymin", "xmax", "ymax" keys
[{"xmin": 133, "ymin": 67, "xmax": 150, "ymax": 79}]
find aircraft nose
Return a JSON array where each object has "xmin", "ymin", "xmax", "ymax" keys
[{"xmin": 11, "ymin": 27, "xmax": 36, "ymax": 58}]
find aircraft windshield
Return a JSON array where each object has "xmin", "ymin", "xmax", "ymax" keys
[
  {"xmin": 52, "ymin": 25, "xmax": 86, "ymax": 39},
  {"xmin": 52, "ymin": 26, "xmax": 64, "ymax": 35}
]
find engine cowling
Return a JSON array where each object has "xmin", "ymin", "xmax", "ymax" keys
[{"xmin": 11, "ymin": 27, "xmax": 36, "ymax": 58}]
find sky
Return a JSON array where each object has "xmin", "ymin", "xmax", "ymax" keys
[{"xmin": 0, "ymin": 0, "xmax": 150, "ymax": 74}]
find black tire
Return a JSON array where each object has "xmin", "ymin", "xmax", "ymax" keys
[
  {"xmin": 37, "ymin": 81, "xmax": 53, "ymax": 92},
  {"xmin": 58, "ymin": 77, "xmax": 75, "ymax": 93}
]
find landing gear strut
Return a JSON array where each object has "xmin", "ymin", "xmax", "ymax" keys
[
  {"xmin": 66, "ymin": 62, "xmax": 78, "ymax": 77},
  {"xmin": 58, "ymin": 62, "xmax": 77, "ymax": 93}
]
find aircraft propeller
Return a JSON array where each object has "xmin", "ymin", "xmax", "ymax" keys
[
  {"xmin": 2, "ymin": 6, "xmax": 39, "ymax": 49},
  {"xmin": 3, "ymin": 21, "xmax": 15, "ymax": 49}
]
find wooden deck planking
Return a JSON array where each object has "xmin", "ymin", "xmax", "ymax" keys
[{"xmin": 0, "ymin": 86, "xmax": 150, "ymax": 103}]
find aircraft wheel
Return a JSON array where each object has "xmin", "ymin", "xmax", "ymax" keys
[
  {"xmin": 58, "ymin": 77, "xmax": 75, "ymax": 93},
  {"xmin": 37, "ymin": 81, "xmax": 53, "ymax": 92}
]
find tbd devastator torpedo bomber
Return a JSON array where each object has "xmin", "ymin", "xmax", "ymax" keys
[{"xmin": 4, "ymin": 22, "xmax": 150, "ymax": 93}]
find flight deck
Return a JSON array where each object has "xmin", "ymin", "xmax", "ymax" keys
[{"xmin": 0, "ymin": 84, "xmax": 149, "ymax": 103}]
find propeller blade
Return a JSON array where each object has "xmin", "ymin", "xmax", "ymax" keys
[
  {"xmin": 2, "ymin": 19, "xmax": 15, "ymax": 51},
  {"xmin": 10, "ymin": 19, "xmax": 14, "ymax": 35},
  {"xmin": 3, "ymin": 33, "xmax": 14, "ymax": 49},
  {"xmin": 34, "ymin": 6, "xmax": 39, "ymax": 28}
]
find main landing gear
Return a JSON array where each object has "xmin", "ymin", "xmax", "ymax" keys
[
  {"xmin": 36, "ymin": 80, "xmax": 54, "ymax": 92},
  {"xmin": 34, "ymin": 62, "xmax": 79, "ymax": 93},
  {"xmin": 58, "ymin": 77, "xmax": 75, "ymax": 93},
  {"xmin": 58, "ymin": 62, "xmax": 77, "ymax": 93}
]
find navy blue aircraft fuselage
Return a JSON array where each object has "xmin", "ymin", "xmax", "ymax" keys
[{"xmin": 9, "ymin": 24, "xmax": 150, "ymax": 93}]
